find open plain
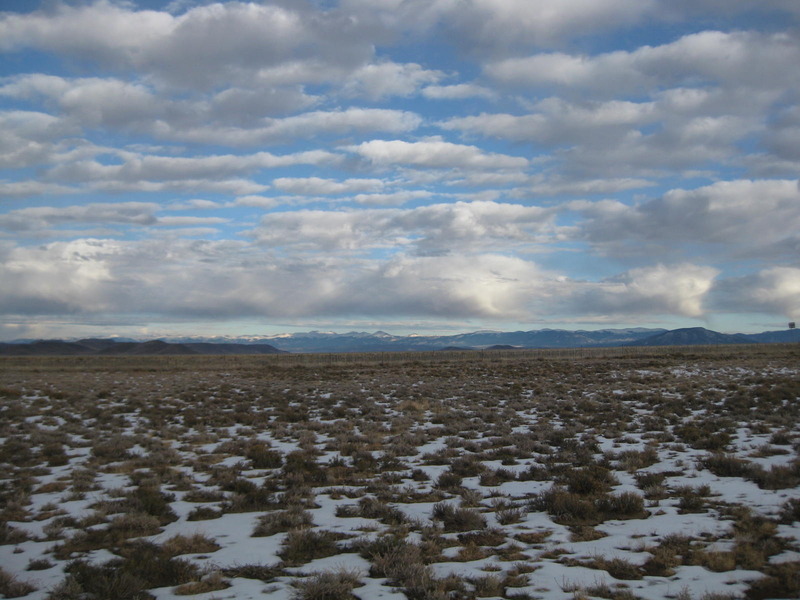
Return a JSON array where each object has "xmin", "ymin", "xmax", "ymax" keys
[{"xmin": 1, "ymin": 345, "xmax": 799, "ymax": 600}]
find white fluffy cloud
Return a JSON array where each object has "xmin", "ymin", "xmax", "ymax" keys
[
  {"xmin": 0, "ymin": 238, "xmax": 552, "ymax": 320},
  {"xmin": 0, "ymin": 202, "xmax": 230, "ymax": 234},
  {"xmin": 347, "ymin": 138, "xmax": 528, "ymax": 169},
  {"xmin": 273, "ymin": 177, "xmax": 385, "ymax": 195},
  {"xmin": 1, "ymin": 75, "xmax": 423, "ymax": 145},
  {"xmin": 573, "ymin": 179, "xmax": 800, "ymax": 258},
  {"xmin": 251, "ymin": 200, "xmax": 556, "ymax": 254},
  {"xmin": 343, "ymin": 62, "xmax": 442, "ymax": 99},
  {"xmin": 715, "ymin": 267, "xmax": 800, "ymax": 319},
  {"xmin": 486, "ymin": 31, "xmax": 800, "ymax": 94},
  {"xmin": 570, "ymin": 264, "xmax": 720, "ymax": 318},
  {"xmin": 0, "ymin": 1, "xmax": 372, "ymax": 90}
]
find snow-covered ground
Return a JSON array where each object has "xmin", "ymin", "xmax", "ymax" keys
[{"xmin": 1, "ymin": 350, "xmax": 799, "ymax": 600}]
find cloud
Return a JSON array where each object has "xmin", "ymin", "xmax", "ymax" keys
[
  {"xmin": 273, "ymin": 177, "xmax": 385, "ymax": 195},
  {"xmin": 569, "ymin": 264, "xmax": 720, "ymax": 318},
  {"xmin": 440, "ymin": 90, "xmax": 769, "ymax": 178},
  {"xmin": 352, "ymin": 190, "xmax": 435, "ymax": 206},
  {"xmin": 0, "ymin": 180, "xmax": 76, "ymax": 199},
  {"xmin": 485, "ymin": 30, "xmax": 800, "ymax": 94},
  {"xmin": 441, "ymin": 98, "xmax": 658, "ymax": 145},
  {"xmin": 0, "ymin": 202, "xmax": 228, "ymax": 234},
  {"xmin": 347, "ymin": 138, "xmax": 528, "ymax": 169},
  {"xmin": 343, "ymin": 0, "xmax": 655, "ymax": 52},
  {"xmin": 0, "ymin": 110, "xmax": 79, "ymax": 169},
  {"xmin": 1, "ymin": 74, "xmax": 422, "ymax": 145},
  {"xmin": 45, "ymin": 149, "xmax": 338, "ymax": 183},
  {"xmin": 342, "ymin": 61, "xmax": 442, "ymax": 99},
  {"xmin": 0, "ymin": 237, "xmax": 740, "ymax": 324},
  {"xmin": 444, "ymin": 0, "xmax": 655, "ymax": 52},
  {"xmin": 0, "ymin": 238, "xmax": 553, "ymax": 320},
  {"xmin": 713, "ymin": 267, "xmax": 800, "ymax": 319},
  {"xmin": 0, "ymin": 1, "xmax": 375, "ymax": 90},
  {"xmin": 162, "ymin": 108, "xmax": 424, "ymax": 146},
  {"xmin": 336, "ymin": 253, "xmax": 547, "ymax": 318},
  {"xmin": 573, "ymin": 179, "xmax": 800, "ymax": 259},
  {"xmin": 521, "ymin": 176, "xmax": 656, "ymax": 197},
  {"xmin": 251, "ymin": 200, "xmax": 556, "ymax": 254},
  {"xmin": 422, "ymin": 83, "xmax": 496, "ymax": 100}
]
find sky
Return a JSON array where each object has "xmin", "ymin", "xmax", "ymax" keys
[{"xmin": 1, "ymin": 0, "xmax": 799, "ymax": 341}]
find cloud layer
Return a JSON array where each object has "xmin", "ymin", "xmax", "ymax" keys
[{"xmin": 1, "ymin": 1, "xmax": 799, "ymax": 338}]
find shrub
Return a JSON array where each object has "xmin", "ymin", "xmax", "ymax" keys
[
  {"xmin": 279, "ymin": 529, "xmax": 347, "ymax": 566},
  {"xmin": 27, "ymin": 558, "xmax": 54, "ymax": 570},
  {"xmin": 161, "ymin": 533, "xmax": 220, "ymax": 556},
  {"xmin": 292, "ymin": 568, "xmax": 362, "ymax": 600},
  {"xmin": 48, "ymin": 542, "xmax": 200, "ymax": 600},
  {"xmin": 186, "ymin": 506, "xmax": 222, "ymax": 521},
  {"xmin": 496, "ymin": 506, "xmax": 525, "ymax": 525},
  {"xmin": 0, "ymin": 567, "xmax": 36, "ymax": 598},
  {"xmin": 469, "ymin": 574, "xmax": 505, "ymax": 597},
  {"xmin": 779, "ymin": 499, "xmax": 800, "ymax": 523},
  {"xmin": 532, "ymin": 487, "xmax": 599, "ymax": 526},
  {"xmin": 354, "ymin": 497, "xmax": 407, "ymax": 525},
  {"xmin": 246, "ymin": 442, "xmax": 283, "ymax": 469},
  {"xmin": 702, "ymin": 453, "xmax": 753, "ymax": 478},
  {"xmin": 108, "ymin": 512, "xmax": 162, "ymax": 538},
  {"xmin": 363, "ymin": 538, "xmax": 446, "ymax": 600},
  {"xmin": 563, "ymin": 465, "xmax": 618, "ymax": 495},
  {"xmin": 126, "ymin": 486, "xmax": 177, "ymax": 524},
  {"xmin": 435, "ymin": 470, "xmax": 463, "ymax": 490},
  {"xmin": 748, "ymin": 463, "xmax": 800, "ymax": 490},
  {"xmin": 431, "ymin": 502, "xmax": 487, "ymax": 532},
  {"xmin": 91, "ymin": 435, "xmax": 135, "ymax": 461},
  {"xmin": 746, "ymin": 561, "xmax": 800, "ymax": 599},
  {"xmin": 173, "ymin": 571, "xmax": 230, "ymax": 596},
  {"xmin": 253, "ymin": 507, "xmax": 314, "ymax": 537}
]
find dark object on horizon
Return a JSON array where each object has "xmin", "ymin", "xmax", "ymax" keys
[{"xmin": 790, "ymin": 322, "xmax": 796, "ymax": 329}]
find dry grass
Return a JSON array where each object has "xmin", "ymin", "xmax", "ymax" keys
[{"xmin": 1, "ymin": 345, "xmax": 799, "ymax": 599}]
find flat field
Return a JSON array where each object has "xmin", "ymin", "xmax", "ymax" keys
[{"xmin": 1, "ymin": 345, "xmax": 799, "ymax": 600}]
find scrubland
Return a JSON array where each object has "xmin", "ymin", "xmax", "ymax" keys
[{"xmin": 1, "ymin": 345, "xmax": 799, "ymax": 600}]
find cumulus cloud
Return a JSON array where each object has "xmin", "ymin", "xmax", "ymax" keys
[
  {"xmin": 0, "ymin": 1, "xmax": 374, "ymax": 90},
  {"xmin": 440, "ymin": 86, "xmax": 770, "ymax": 179},
  {"xmin": 0, "ymin": 110, "xmax": 79, "ymax": 169},
  {"xmin": 343, "ymin": 0, "xmax": 654, "ymax": 52},
  {"xmin": 347, "ymin": 138, "xmax": 528, "ymax": 170},
  {"xmin": 1, "ymin": 74, "xmax": 423, "ymax": 145},
  {"xmin": 485, "ymin": 30, "xmax": 800, "ymax": 94},
  {"xmin": 573, "ymin": 179, "xmax": 800, "ymax": 258},
  {"xmin": 422, "ymin": 83, "xmax": 496, "ymax": 100},
  {"xmin": 570, "ymin": 264, "xmax": 720, "ymax": 318},
  {"xmin": 251, "ymin": 200, "xmax": 557, "ymax": 255},
  {"xmin": 273, "ymin": 177, "xmax": 385, "ymax": 195},
  {"xmin": 0, "ymin": 238, "xmax": 554, "ymax": 320},
  {"xmin": 0, "ymin": 202, "xmax": 229, "ymax": 235},
  {"xmin": 713, "ymin": 267, "xmax": 800, "ymax": 319},
  {"xmin": 342, "ymin": 62, "xmax": 443, "ymax": 99}
]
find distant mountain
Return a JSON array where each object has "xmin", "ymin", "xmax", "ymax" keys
[
  {"xmin": 2, "ymin": 326, "xmax": 797, "ymax": 356},
  {"xmin": 743, "ymin": 329, "xmax": 800, "ymax": 344},
  {"xmin": 627, "ymin": 327, "xmax": 750, "ymax": 346},
  {"xmin": 0, "ymin": 339, "xmax": 285, "ymax": 356},
  {"xmin": 244, "ymin": 328, "xmax": 667, "ymax": 353}
]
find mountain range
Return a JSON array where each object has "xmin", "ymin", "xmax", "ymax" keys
[
  {"xmin": 0, "ymin": 338, "xmax": 285, "ymax": 356},
  {"xmin": 2, "ymin": 327, "xmax": 797, "ymax": 355}
]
